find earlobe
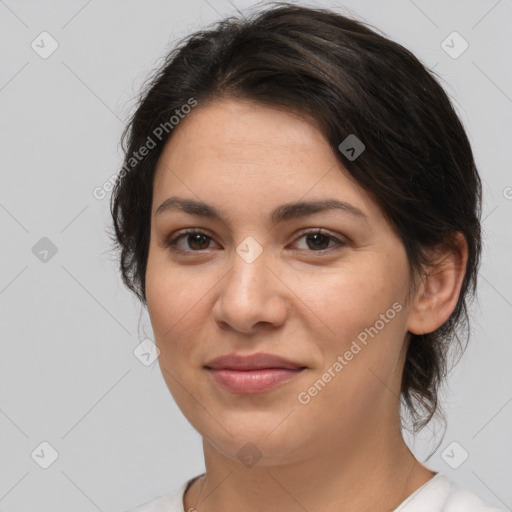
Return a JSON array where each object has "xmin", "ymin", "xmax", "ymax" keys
[{"xmin": 407, "ymin": 233, "xmax": 468, "ymax": 335}]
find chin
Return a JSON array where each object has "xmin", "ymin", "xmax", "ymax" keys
[{"xmin": 199, "ymin": 417, "xmax": 314, "ymax": 467}]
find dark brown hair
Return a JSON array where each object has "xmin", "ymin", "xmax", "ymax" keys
[{"xmin": 109, "ymin": 2, "xmax": 482, "ymax": 436}]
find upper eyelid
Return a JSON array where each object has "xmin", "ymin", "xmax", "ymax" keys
[{"xmin": 167, "ymin": 228, "xmax": 345, "ymax": 251}]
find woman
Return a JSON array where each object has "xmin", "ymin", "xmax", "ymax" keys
[{"xmin": 110, "ymin": 3, "xmax": 502, "ymax": 511}]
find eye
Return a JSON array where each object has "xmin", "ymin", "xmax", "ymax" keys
[
  {"xmin": 165, "ymin": 229, "xmax": 218, "ymax": 253},
  {"xmin": 291, "ymin": 228, "xmax": 346, "ymax": 252},
  {"xmin": 165, "ymin": 228, "xmax": 346, "ymax": 255}
]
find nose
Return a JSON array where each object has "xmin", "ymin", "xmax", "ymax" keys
[{"xmin": 212, "ymin": 244, "xmax": 289, "ymax": 334}]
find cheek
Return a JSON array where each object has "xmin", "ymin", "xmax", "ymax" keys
[
  {"xmin": 293, "ymin": 255, "xmax": 407, "ymax": 342},
  {"xmin": 145, "ymin": 253, "xmax": 218, "ymax": 369},
  {"xmin": 145, "ymin": 258, "xmax": 188, "ymax": 349},
  {"xmin": 293, "ymin": 254, "xmax": 411, "ymax": 405},
  {"xmin": 145, "ymin": 259, "xmax": 216, "ymax": 426}
]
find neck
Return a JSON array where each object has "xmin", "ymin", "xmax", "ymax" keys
[{"xmin": 184, "ymin": 425, "xmax": 435, "ymax": 512}]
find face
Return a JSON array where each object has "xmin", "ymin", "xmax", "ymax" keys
[{"xmin": 145, "ymin": 99, "xmax": 416, "ymax": 465}]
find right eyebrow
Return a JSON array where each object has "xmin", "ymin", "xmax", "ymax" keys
[{"xmin": 155, "ymin": 196, "xmax": 369, "ymax": 227}]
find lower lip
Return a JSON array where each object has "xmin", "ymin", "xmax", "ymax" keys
[{"xmin": 206, "ymin": 368, "xmax": 305, "ymax": 394}]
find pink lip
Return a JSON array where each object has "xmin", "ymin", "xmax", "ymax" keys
[
  {"xmin": 207, "ymin": 368, "xmax": 305, "ymax": 394},
  {"xmin": 204, "ymin": 352, "xmax": 306, "ymax": 371},
  {"xmin": 204, "ymin": 352, "xmax": 308, "ymax": 394}
]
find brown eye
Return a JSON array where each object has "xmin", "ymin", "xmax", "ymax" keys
[
  {"xmin": 292, "ymin": 229, "xmax": 346, "ymax": 252},
  {"xmin": 185, "ymin": 233, "xmax": 211, "ymax": 250},
  {"xmin": 305, "ymin": 233, "xmax": 331, "ymax": 250},
  {"xmin": 166, "ymin": 230, "xmax": 217, "ymax": 253},
  {"xmin": 165, "ymin": 228, "xmax": 346, "ymax": 255}
]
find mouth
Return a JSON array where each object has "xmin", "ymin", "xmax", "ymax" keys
[
  {"xmin": 203, "ymin": 352, "xmax": 308, "ymax": 394},
  {"xmin": 205, "ymin": 367, "xmax": 307, "ymax": 394}
]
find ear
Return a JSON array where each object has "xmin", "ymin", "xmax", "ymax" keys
[{"xmin": 407, "ymin": 232, "xmax": 468, "ymax": 335}]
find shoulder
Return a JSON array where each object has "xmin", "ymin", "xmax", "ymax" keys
[
  {"xmin": 123, "ymin": 476, "xmax": 195, "ymax": 512},
  {"xmin": 443, "ymin": 478, "xmax": 505, "ymax": 512},
  {"xmin": 396, "ymin": 473, "xmax": 505, "ymax": 512}
]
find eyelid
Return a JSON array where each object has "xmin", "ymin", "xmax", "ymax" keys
[
  {"xmin": 164, "ymin": 228, "xmax": 219, "ymax": 253},
  {"xmin": 290, "ymin": 228, "xmax": 346, "ymax": 252},
  {"xmin": 165, "ymin": 227, "xmax": 347, "ymax": 254}
]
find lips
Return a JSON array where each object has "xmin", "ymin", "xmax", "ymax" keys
[
  {"xmin": 204, "ymin": 353, "xmax": 308, "ymax": 394},
  {"xmin": 204, "ymin": 352, "xmax": 307, "ymax": 371}
]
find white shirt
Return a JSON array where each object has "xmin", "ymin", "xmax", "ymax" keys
[{"xmin": 126, "ymin": 472, "xmax": 505, "ymax": 512}]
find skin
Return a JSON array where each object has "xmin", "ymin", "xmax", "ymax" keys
[{"xmin": 145, "ymin": 98, "xmax": 468, "ymax": 512}]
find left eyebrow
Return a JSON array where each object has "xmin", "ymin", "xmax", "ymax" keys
[
  {"xmin": 271, "ymin": 198, "xmax": 369, "ymax": 226},
  {"xmin": 155, "ymin": 196, "xmax": 369, "ymax": 227}
]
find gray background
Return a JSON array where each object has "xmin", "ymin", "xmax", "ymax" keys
[{"xmin": 1, "ymin": 0, "xmax": 511, "ymax": 511}]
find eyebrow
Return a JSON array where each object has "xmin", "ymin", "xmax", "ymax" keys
[{"xmin": 155, "ymin": 196, "xmax": 369, "ymax": 226}]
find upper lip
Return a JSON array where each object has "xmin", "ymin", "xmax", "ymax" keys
[{"xmin": 204, "ymin": 353, "xmax": 307, "ymax": 371}]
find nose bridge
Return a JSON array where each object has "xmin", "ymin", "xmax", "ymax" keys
[
  {"xmin": 213, "ymin": 234, "xmax": 287, "ymax": 331},
  {"xmin": 228, "ymin": 234, "xmax": 271, "ymax": 298},
  {"xmin": 235, "ymin": 234, "xmax": 266, "ymax": 267}
]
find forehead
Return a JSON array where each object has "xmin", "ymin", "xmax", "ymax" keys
[
  {"xmin": 156, "ymin": 99, "xmax": 329, "ymax": 174},
  {"xmin": 152, "ymin": 99, "xmax": 381, "ymax": 225}
]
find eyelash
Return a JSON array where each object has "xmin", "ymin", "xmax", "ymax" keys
[{"xmin": 164, "ymin": 228, "xmax": 346, "ymax": 255}]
